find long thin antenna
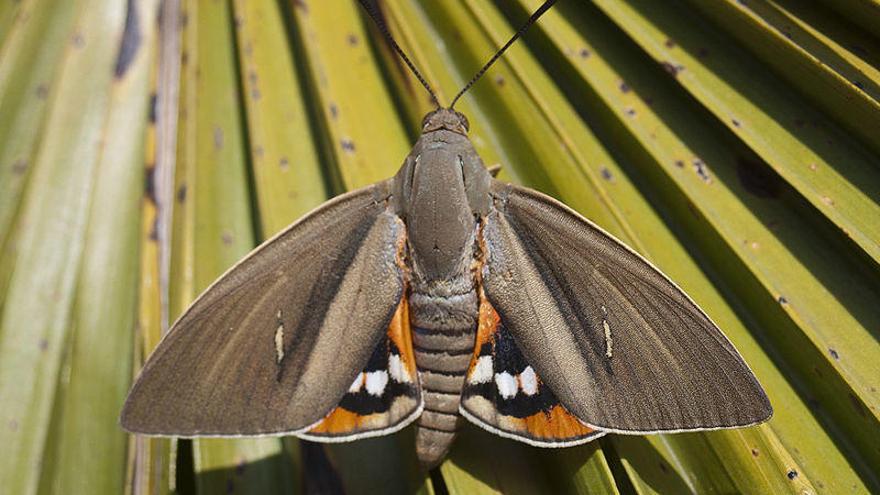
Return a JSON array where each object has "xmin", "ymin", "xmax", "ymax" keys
[
  {"xmin": 358, "ymin": 0, "xmax": 440, "ymax": 108},
  {"xmin": 450, "ymin": 0, "xmax": 557, "ymax": 109}
]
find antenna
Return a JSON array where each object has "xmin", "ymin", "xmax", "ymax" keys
[
  {"xmin": 358, "ymin": 0, "xmax": 440, "ymax": 108},
  {"xmin": 450, "ymin": 0, "xmax": 557, "ymax": 108}
]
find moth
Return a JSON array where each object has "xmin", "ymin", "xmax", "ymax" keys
[{"xmin": 122, "ymin": 0, "xmax": 772, "ymax": 469}]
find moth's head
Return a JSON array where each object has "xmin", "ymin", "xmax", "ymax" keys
[{"xmin": 421, "ymin": 108, "xmax": 469, "ymax": 136}]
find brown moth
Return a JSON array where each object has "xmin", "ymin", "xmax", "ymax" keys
[{"xmin": 121, "ymin": 0, "xmax": 772, "ymax": 469}]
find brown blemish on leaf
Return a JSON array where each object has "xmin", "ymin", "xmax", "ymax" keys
[
  {"xmin": 248, "ymin": 71, "xmax": 257, "ymax": 84},
  {"xmin": 777, "ymin": 295, "xmax": 788, "ymax": 305},
  {"xmin": 144, "ymin": 164, "xmax": 157, "ymax": 204},
  {"xmin": 751, "ymin": 448, "xmax": 759, "ymax": 457},
  {"xmin": 149, "ymin": 93, "xmax": 157, "ymax": 122},
  {"xmin": 114, "ymin": 0, "xmax": 142, "ymax": 78},
  {"xmin": 600, "ymin": 167, "xmax": 612, "ymax": 180},
  {"xmin": 341, "ymin": 138, "xmax": 356, "ymax": 153},
  {"xmin": 787, "ymin": 470, "xmax": 798, "ymax": 480},
  {"xmin": 234, "ymin": 15, "xmax": 243, "ymax": 29},
  {"xmin": 251, "ymin": 88, "xmax": 261, "ymax": 100},
  {"xmin": 71, "ymin": 32, "xmax": 85, "ymax": 48},
  {"xmin": 736, "ymin": 156, "xmax": 783, "ymax": 198},
  {"xmin": 35, "ymin": 84, "xmax": 48, "ymax": 99},
  {"xmin": 579, "ymin": 48, "xmax": 590, "ymax": 58},
  {"xmin": 38, "ymin": 339, "xmax": 48, "ymax": 351},
  {"xmin": 664, "ymin": 39, "xmax": 676, "ymax": 48},
  {"xmin": 347, "ymin": 33, "xmax": 359, "ymax": 46},
  {"xmin": 8, "ymin": 420, "xmax": 18, "ymax": 432},
  {"xmin": 661, "ymin": 61, "xmax": 681, "ymax": 76},
  {"xmin": 253, "ymin": 145, "xmax": 264, "ymax": 158},
  {"xmin": 12, "ymin": 159, "xmax": 27, "ymax": 175},
  {"xmin": 624, "ymin": 108, "xmax": 636, "ymax": 117},
  {"xmin": 177, "ymin": 184, "xmax": 187, "ymax": 203},
  {"xmin": 222, "ymin": 231, "xmax": 234, "ymax": 246},
  {"xmin": 214, "ymin": 126, "xmax": 224, "ymax": 149},
  {"xmin": 495, "ymin": 75, "xmax": 505, "ymax": 86},
  {"xmin": 674, "ymin": 160, "xmax": 684, "ymax": 168},
  {"xmin": 619, "ymin": 81, "xmax": 630, "ymax": 93},
  {"xmin": 732, "ymin": 119, "xmax": 740, "ymax": 127},
  {"xmin": 279, "ymin": 157, "xmax": 289, "ymax": 170},
  {"xmin": 821, "ymin": 195, "xmax": 834, "ymax": 206},
  {"xmin": 692, "ymin": 159, "xmax": 711, "ymax": 183},
  {"xmin": 828, "ymin": 348, "xmax": 839, "ymax": 360},
  {"xmin": 329, "ymin": 103, "xmax": 338, "ymax": 119}
]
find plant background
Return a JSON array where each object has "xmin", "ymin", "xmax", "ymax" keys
[{"xmin": 0, "ymin": 0, "xmax": 878, "ymax": 493}]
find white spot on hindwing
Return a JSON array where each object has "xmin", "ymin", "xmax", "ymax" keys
[
  {"xmin": 274, "ymin": 326, "xmax": 284, "ymax": 364},
  {"xmin": 349, "ymin": 373, "xmax": 364, "ymax": 393},
  {"xmin": 365, "ymin": 370, "xmax": 389, "ymax": 396},
  {"xmin": 520, "ymin": 366, "xmax": 538, "ymax": 395},
  {"xmin": 495, "ymin": 371, "xmax": 518, "ymax": 399},
  {"xmin": 469, "ymin": 355, "xmax": 493, "ymax": 384},
  {"xmin": 388, "ymin": 354, "xmax": 411, "ymax": 383},
  {"xmin": 602, "ymin": 305, "xmax": 613, "ymax": 358}
]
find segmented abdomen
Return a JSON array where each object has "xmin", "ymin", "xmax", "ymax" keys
[{"xmin": 409, "ymin": 280, "xmax": 478, "ymax": 469}]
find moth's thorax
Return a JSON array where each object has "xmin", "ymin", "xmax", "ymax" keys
[{"xmin": 393, "ymin": 124, "xmax": 490, "ymax": 282}]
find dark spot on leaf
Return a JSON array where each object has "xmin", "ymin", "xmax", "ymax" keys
[
  {"xmin": 664, "ymin": 39, "xmax": 675, "ymax": 48},
  {"xmin": 251, "ymin": 88, "xmax": 261, "ymax": 100},
  {"xmin": 624, "ymin": 107, "xmax": 636, "ymax": 117},
  {"xmin": 601, "ymin": 167, "xmax": 612, "ymax": 180},
  {"xmin": 234, "ymin": 15, "xmax": 243, "ymax": 29},
  {"xmin": 674, "ymin": 160, "xmax": 684, "ymax": 168},
  {"xmin": 149, "ymin": 92, "xmax": 157, "ymax": 122},
  {"xmin": 243, "ymin": 42, "xmax": 253, "ymax": 58},
  {"xmin": 145, "ymin": 164, "xmax": 157, "ymax": 204},
  {"xmin": 341, "ymin": 139, "xmax": 355, "ymax": 153},
  {"xmin": 347, "ymin": 33, "xmax": 359, "ymax": 46},
  {"xmin": 736, "ymin": 156, "xmax": 783, "ymax": 198},
  {"xmin": 181, "ymin": 51, "xmax": 189, "ymax": 66},
  {"xmin": 35, "ymin": 84, "xmax": 48, "ymax": 99},
  {"xmin": 658, "ymin": 462, "xmax": 669, "ymax": 474},
  {"xmin": 214, "ymin": 126, "xmax": 224, "ymax": 149},
  {"xmin": 115, "ymin": 0, "xmax": 142, "ymax": 78},
  {"xmin": 248, "ymin": 71, "xmax": 257, "ymax": 84},
  {"xmin": 149, "ymin": 217, "xmax": 159, "ymax": 241},
  {"xmin": 579, "ymin": 48, "xmax": 590, "ymax": 58},
  {"xmin": 253, "ymin": 145, "xmax": 264, "ymax": 158},
  {"xmin": 787, "ymin": 470, "xmax": 797, "ymax": 480},
  {"xmin": 177, "ymin": 184, "xmax": 187, "ymax": 203},
  {"xmin": 72, "ymin": 32, "xmax": 84, "ymax": 48},
  {"xmin": 38, "ymin": 339, "xmax": 48, "ymax": 351},
  {"xmin": 280, "ymin": 157, "xmax": 289, "ymax": 170},
  {"xmin": 12, "ymin": 159, "xmax": 27, "ymax": 175},
  {"xmin": 777, "ymin": 295, "xmax": 787, "ymax": 304},
  {"xmin": 732, "ymin": 119, "xmax": 740, "ymax": 127},
  {"xmin": 180, "ymin": 12, "xmax": 189, "ymax": 27},
  {"xmin": 222, "ymin": 231, "xmax": 234, "ymax": 245},
  {"xmin": 329, "ymin": 103, "xmax": 338, "ymax": 119},
  {"xmin": 495, "ymin": 75, "xmax": 505, "ymax": 86},
  {"xmin": 692, "ymin": 159, "xmax": 711, "ymax": 183},
  {"xmin": 828, "ymin": 348, "xmax": 839, "ymax": 360},
  {"xmin": 751, "ymin": 448, "xmax": 759, "ymax": 457},
  {"xmin": 619, "ymin": 81, "xmax": 630, "ymax": 93},
  {"xmin": 661, "ymin": 61, "xmax": 681, "ymax": 76},
  {"xmin": 8, "ymin": 420, "xmax": 18, "ymax": 432}
]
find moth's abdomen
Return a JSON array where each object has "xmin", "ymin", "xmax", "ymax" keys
[{"xmin": 409, "ymin": 282, "xmax": 478, "ymax": 469}]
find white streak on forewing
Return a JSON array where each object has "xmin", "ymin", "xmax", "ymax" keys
[
  {"xmin": 601, "ymin": 305, "xmax": 613, "ymax": 358},
  {"xmin": 348, "ymin": 373, "xmax": 364, "ymax": 393},
  {"xmin": 495, "ymin": 371, "xmax": 518, "ymax": 399},
  {"xmin": 388, "ymin": 354, "xmax": 411, "ymax": 383},
  {"xmin": 520, "ymin": 366, "xmax": 538, "ymax": 395},
  {"xmin": 365, "ymin": 370, "xmax": 389, "ymax": 396},
  {"xmin": 469, "ymin": 355, "xmax": 493, "ymax": 384},
  {"xmin": 274, "ymin": 324, "xmax": 285, "ymax": 364}
]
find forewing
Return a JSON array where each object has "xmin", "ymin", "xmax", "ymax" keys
[
  {"xmin": 460, "ymin": 292, "xmax": 604, "ymax": 447},
  {"xmin": 122, "ymin": 182, "xmax": 407, "ymax": 436},
  {"xmin": 480, "ymin": 181, "xmax": 772, "ymax": 432},
  {"xmin": 300, "ymin": 298, "xmax": 422, "ymax": 441}
]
